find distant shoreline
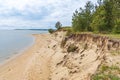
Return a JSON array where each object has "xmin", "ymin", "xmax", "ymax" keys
[{"xmin": 14, "ymin": 29, "xmax": 49, "ymax": 31}]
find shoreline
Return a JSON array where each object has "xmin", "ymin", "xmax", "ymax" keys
[
  {"xmin": 0, "ymin": 35, "xmax": 35, "ymax": 66},
  {"xmin": 0, "ymin": 33, "xmax": 52, "ymax": 80}
]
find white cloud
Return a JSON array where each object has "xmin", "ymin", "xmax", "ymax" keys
[{"xmin": 0, "ymin": 0, "xmax": 97, "ymax": 29}]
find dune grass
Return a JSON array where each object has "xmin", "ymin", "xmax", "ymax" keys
[
  {"xmin": 92, "ymin": 65, "xmax": 120, "ymax": 80},
  {"xmin": 101, "ymin": 34, "xmax": 120, "ymax": 39}
]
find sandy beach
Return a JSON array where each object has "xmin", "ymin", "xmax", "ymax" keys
[{"xmin": 0, "ymin": 34, "xmax": 55, "ymax": 80}]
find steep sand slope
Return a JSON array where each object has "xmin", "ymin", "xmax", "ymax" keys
[
  {"xmin": 49, "ymin": 32, "xmax": 103, "ymax": 80},
  {"xmin": 49, "ymin": 31, "xmax": 120, "ymax": 80}
]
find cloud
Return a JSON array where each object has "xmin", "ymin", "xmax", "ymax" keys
[{"xmin": 0, "ymin": 0, "xmax": 97, "ymax": 29}]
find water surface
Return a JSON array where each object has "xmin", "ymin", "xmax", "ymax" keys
[{"xmin": 0, "ymin": 30, "xmax": 47, "ymax": 62}]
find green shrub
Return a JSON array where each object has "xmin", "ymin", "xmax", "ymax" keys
[
  {"xmin": 101, "ymin": 65, "xmax": 109, "ymax": 72},
  {"xmin": 113, "ymin": 19, "xmax": 120, "ymax": 34},
  {"xmin": 48, "ymin": 29, "xmax": 55, "ymax": 34},
  {"xmin": 92, "ymin": 74, "xmax": 120, "ymax": 80},
  {"xmin": 108, "ymin": 74, "xmax": 120, "ymax": 80},
  {"xmin": 92, "ymin": 73, "xmax": 107, "ymax": 80},
  {"xmin": 92, "ymin": 64, "xmax": 120, "ymax": 80},
  {"xmin": 67, "ymin": 44, "xmax": 78, "ymax": 53}
]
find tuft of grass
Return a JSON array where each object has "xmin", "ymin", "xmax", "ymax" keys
[
  {"xmin": 111, "ymin": 50, "xmax": 120, "ymax": 56},
  {"xmin": 92, "ymin": 74, "xmax": 120, "ymax": 80},
  {"xmin": 101, "ymin": 65, "xmax": 109, "ymax": 72},
  {"xmin": 92, "ymin": 64, "xmax": 120, "ymax": 80},
  {"xmin": 101, "ymin": 34, "xmax": 120, "ymax": 39},
  {"xmin": 100, "ymin": 65, "xmax": 120, "ymax": 73},
  {"xmin": 67, "ymin": 44, "xmax": 78, "ymax": 53},
  {"xmin": 110, "ymin": 65, "xmax": 120, "ymax": 71},
  {"xmin": 108, "ymin": 74, "xmax": 120, "ymax": 80},
  {"xmin": 92, "ymin": 73, "xmax": 108, "ymax": 80}
]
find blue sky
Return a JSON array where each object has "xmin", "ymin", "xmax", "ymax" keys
[{"xmin": 0, "ymin": 0, "xmax": 97, "ymax": 29}]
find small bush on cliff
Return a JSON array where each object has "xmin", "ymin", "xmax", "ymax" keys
[
  {"xmin": 48, "ymin": 29, "xmax": 55, "ymax": 34},
  {"xmin": 67, "ymin": 44, "xmax": 78, "ymax": 53}
]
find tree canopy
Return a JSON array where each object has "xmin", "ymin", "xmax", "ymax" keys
[
  {"xmin": 55, "ymin": 21, "xmax": 62, "ymax": 30},
  {"xmin": 72, "ymin": 0, "xmax": 120, "ymax": 33}
]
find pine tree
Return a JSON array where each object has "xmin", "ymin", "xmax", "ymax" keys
[
  {"xmin": 55, "ymin": 21, "xmax": 62, "ymax": 30},
  {"xmin": 72, "ymin": 1, "xmax": 94, "ymax": 32}
]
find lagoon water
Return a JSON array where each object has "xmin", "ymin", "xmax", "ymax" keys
[{"xmin": 0, "ymin": 30, "xmax": 47, "ymax": 63}]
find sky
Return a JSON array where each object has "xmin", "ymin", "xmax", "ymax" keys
[{"xmin": 0, "ymin": 0, "xmax": 97, "ymax": 29}]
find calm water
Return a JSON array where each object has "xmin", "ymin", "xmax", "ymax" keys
[{"xmin": 0, "ymin": 30, "xmax": 47, "ymax": 62}]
